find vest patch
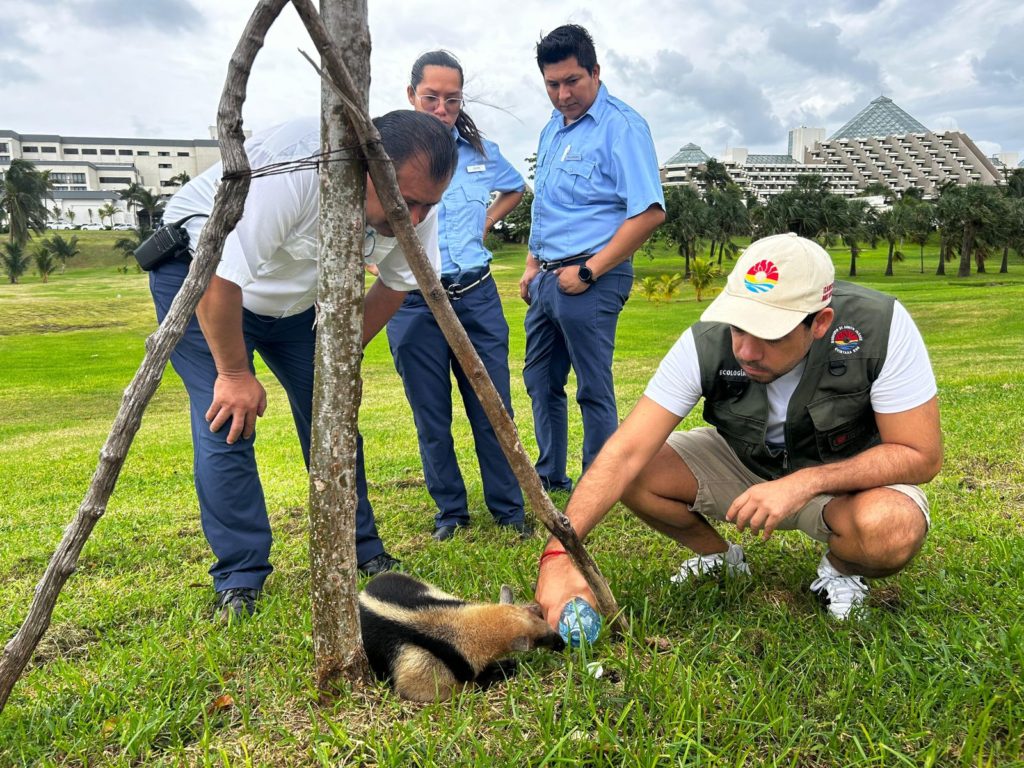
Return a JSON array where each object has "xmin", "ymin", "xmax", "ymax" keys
[
  {"xmin": 831, "ymin": 325, "xmax": 863, "ymax": 355},
  {"xmin": 744, "ymin": 260, "xmax": 778, "ymax": 294}
]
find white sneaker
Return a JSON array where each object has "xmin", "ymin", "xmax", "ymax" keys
[
  {"xmin": 670, "ymin": 542, "xmax": 751, "ymax": 584},
  {"xmin": 809, "ymin": 553, "xmax": 869, "ymax": 620}
]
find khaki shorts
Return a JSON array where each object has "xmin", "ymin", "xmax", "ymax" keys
[{"xmin": 665, "ymin": 428, "xmax": 931, "ymax": 543}]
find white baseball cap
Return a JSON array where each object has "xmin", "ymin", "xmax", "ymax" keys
[{"xmin": 700, "ymin": 233, "xmax": 835, "ymax": 339}]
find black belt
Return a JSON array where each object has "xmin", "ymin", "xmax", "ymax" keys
[
  {"xmin": 539, "ymin": 254, "xmax": 590, "ymax": 272},
  {"xmin": 442, "ymin": 267, "xmax": 491, "ymax": 300},
  {"xmin": 410, "ymin": 266, "xmax": 492, "ymax": 301}
]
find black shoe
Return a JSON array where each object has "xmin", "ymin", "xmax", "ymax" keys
[
  {"xmin": 432, "ymin": 523, "xmax": 468, "ymax": 542},
  {"xmin": 500, "ymin": 520, "xmax": 534, "ymax": 539},
  {"xmin": 359, "ymin": 552, "xmax": 402, "ymax": 576},
  {"xmin": 213, "ymin": 587, "xmax": 260, "ymax": 622}
]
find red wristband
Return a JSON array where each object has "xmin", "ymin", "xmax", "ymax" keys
[{"xmin": 539, "ymin": 549, "xmax": 569, "ymax": 568}]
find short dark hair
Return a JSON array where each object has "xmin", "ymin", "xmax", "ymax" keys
[
  {"xmin": 409, "ymin": 50, "xmax": 485, "ymax": 156},
  {"xmin": 536, "ymin": 24, "xmax": 598, "ymax": 74},
  {"xmin": 372, "ymin": 110, "xmax": 457, "ymax": 183},
  {"xmin": 801, "ymin": 311, "xmax": 819, "ymax": 328}
]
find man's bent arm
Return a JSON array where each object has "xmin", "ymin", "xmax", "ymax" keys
[
  {"xmin": 196, "ymin": 275, "xmax": 267, "ymax": 444},
  {"xmin": 363, "ymin": 279, "xmax": 406, "ymax": 347},
  {"xmin": 801, "ymin": 397, "xmax": 943, "ymax": 492},
  {"xmin": 535, "ymin": 396, "xmax": 682, "ymax": 625},
  {"xmin": 583, "ymin": 204, "xmax": 665, "ymax": 277},
  {"xmin": 556, "ymin": 204, "xmax": 665, "ymax": 293},
  {"xmin": 728, "ymin": 397, "xmax": 943, "ymax": 537}
]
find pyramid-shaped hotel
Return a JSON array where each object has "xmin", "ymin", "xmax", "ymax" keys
[{"xmin": 662, "ymin": 96, "xmax": 1016, "ymax": 201}]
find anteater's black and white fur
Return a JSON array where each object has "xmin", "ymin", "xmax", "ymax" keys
[{"xmin": 359, "ymin": 572, "xmax": 565, "ymax": 702}]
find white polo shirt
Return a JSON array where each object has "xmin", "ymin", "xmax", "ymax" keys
[{"xmin": 164, "ymin": 117, "xmax": 440, "ymax": 318}]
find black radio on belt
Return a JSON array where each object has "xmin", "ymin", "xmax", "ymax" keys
[{"xmin": 133, "ymin": 213, "xmax": 209, "ymax": 271}]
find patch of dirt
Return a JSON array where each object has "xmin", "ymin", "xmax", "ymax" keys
[{"xmin": 30, "ymin": 624, "xmax": 100, "ymax": 666}]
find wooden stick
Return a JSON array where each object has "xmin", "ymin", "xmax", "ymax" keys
[{"xmin": 0, "ymin": 0, "xmax": 291, "ymax": 714}]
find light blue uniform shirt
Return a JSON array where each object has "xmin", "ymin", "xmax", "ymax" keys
[
  {"xmin": 438, "ymin": 129, "xmax": 525, "ymax": 276},
  {"xmin": 529, "ymin": 84, "xmax": 664, "ymax": 262}
]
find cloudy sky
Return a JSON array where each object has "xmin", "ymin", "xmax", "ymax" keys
[{"xmin": 2, "ymin": 0, "xmax": 1022, "ymax": 178}]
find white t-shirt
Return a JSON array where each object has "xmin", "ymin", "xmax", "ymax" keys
[
  {"xmin": 644, "ymin": 302, "xmax": 936, "ymax": 445},
  {"xmin": 164, "ymin": 117, "xmax": 440, "ymax": 318}
]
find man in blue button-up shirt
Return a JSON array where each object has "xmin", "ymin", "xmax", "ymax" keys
[{"xmin": 518, "ymin": 24, "xmax": 665, "ymax": 492}]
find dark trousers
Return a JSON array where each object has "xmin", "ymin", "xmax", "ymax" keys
[
  {"xmin": 522, "ymin": 262, "xmax": 632, "ymax": 490},
  {"xmin": 386, "ymin": 276, "xmax": 524, "ymax": 528},
  {"xmin": 149, "ymin": 259, "xmax": 384, "ymax": 591}
]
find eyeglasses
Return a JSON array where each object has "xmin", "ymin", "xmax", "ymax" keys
[{"xmin": 415, "ymin": 94, "xmax": 464, "ymax": 112}]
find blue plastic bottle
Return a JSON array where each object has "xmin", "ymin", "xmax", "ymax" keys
[{"xmin": 557, "ymin": 597, "xmax": 602, "ymax": 647}]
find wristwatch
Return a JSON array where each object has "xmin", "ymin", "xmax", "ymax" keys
[{"xmin": 577, "ymin": 264, "xmax": 597, "ymax": 285}]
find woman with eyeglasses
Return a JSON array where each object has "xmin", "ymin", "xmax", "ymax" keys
[{"xmin": 386, "ymin": 50, "xmax": 529, "ymax": 542}]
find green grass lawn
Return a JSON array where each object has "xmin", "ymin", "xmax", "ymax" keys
[{"xmin": 1, "ymin": 236, "xmax": 1022, "ymax": 766}]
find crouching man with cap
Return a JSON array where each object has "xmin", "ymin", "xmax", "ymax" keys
[{"xmin": 535, "ymin": 233, "xmax": 942, "ymax": 621}]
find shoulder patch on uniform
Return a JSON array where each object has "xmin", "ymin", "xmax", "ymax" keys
[{"xmin": 830, "ymin": 325, "xmax": 863, "ymax": 355}]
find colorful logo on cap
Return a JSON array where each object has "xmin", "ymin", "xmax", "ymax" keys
[
  {"xmin": 831, "ymin": 325, "xmax": 863, "ymax": 355},
  {"xmin": 744, "ymin": 260, "xmax": 779, "ymax": 294}
]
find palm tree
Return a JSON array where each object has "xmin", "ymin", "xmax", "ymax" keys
[
  {"xmin": 1005, "ymin": 168, "xmax": 1024, "ymax": 200},
  {"xmin": 113, "ymin": 227, "xmax": 147, "ymax": 273},
  {"xmin": 705, "ymin": 185, "xmax": 748, "ymax": 265},
  {"xmin": 954, "ymin": 185, "xmax": 1004, "ymax": 277},
  {"xmin": 132, "ymin": 188, "xmax": 165, "ymax": 231},
  {"xmin": 42, "ymin": 234, "xmax": 81, "ymax": 273},
  {"xmin": 33, "ymin": 244, "xmax": 57, "ymax": 283},
  {"xmin": 97, "ymin": 203, "xmax": 119, "ymax": 228},
  {"xmin": 695, "ymin": 158, "xmax": 732, "ymax": 191},
  {"xmin": 657, "ymin": 272, "xmax": 684, "ymax": 301},
  {"xmin": 903, "ymin": 200, "xmax": 935, "ymax": 274},
  {"xmin": 689, "ymin": 258, "xmax": 722, "ymax": 302},
  {"xmin": 934, "ymin": 182, "xmax": 964, "ymax": 276},
  {"xmin": 118, "ymin": 182, "xmax": 144, "ymax": 225},
  {"xmin": 168, "ymin": 171, "xmax": 191, "ymax": 187},
  {"xmin": 999, "ymin": 170, "xmax": 1024, "ymax": 274},
  {"xmin": 818, "ymin": 193, "xmax": 851, "ymax": 248},
  {"xmin": 877, "ymin": 204, "xmax": 907, "ymax": 277},
  {"xmin": 662, "ymin": 185, "xmax": 708, "ymax": 278},
  {"xmin": 638, "ymin": 275, "xmax": 662, "ymax": 303},
  {"xmin": 836, "ymin": 198, "xmax": 873, "ymax": 277},
  {"xmin": 1, "ymin": 159, "xmax": 53, "ymax": 247},
  {"xmin": 757, "ymin": 193, "xmax": 795, "ymax": 237},
  {"xmin": 2, "ymin": 242, "xmax": 31, "ymax": 283},
  {"xmin": 66, "ymin": 209, "xmax": 76, "ymax": 227}
]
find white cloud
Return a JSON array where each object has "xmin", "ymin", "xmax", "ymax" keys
[{"xmin": 1, "ymin": 0, "xmax": 1022, "ymax": 176}]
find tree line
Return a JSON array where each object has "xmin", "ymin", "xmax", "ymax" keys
[
  {"xmin": 5, "ymin": 152, "xmax": 1024, "ymax": 284},
  {"xmin": 660, "ymin": 160, "xmax": 1024, "ymax": 279}
]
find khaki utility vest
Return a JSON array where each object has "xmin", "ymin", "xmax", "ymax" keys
[{"xmin": 693, "ymin": 282, "xmax": 895, "ymax": 479}]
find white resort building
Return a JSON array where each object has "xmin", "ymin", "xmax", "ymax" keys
[
  {"xmin": 662, "ymin": 96, "xmax": 1011, "ymax": 201},
  {"xmin": 0, "ymin": 129, "xmax": 221, "ymax": 227}
]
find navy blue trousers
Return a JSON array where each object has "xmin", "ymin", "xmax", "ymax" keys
[
  {"xmin": 386, "ymin": 276, "xmax": 524, "ymax": 528},
  {"xmin": 149, "ymin": 259, "xmax": 384, "ymax": 591},
  {"xmin": 523, "ymin": 262, "xmax": 633, "ymax": 490}
]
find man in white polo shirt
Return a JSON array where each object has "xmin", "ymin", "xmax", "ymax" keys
[
  {"xmin": 149, "ymin": 111, "xmax": 457, "ymax": 620},
  {"xmin": 535, "ymin": 233, "xmax": 942, "ymax": 621}
]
